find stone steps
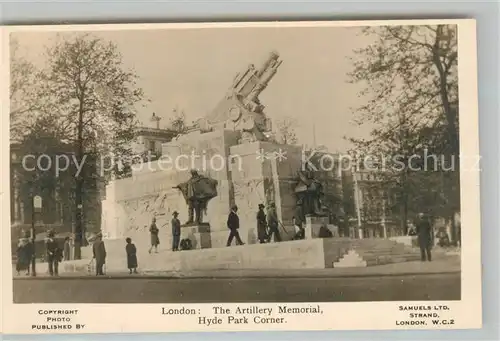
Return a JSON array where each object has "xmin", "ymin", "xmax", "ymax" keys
[{"xmin": 333, "ymin": 239, "xmax": 423, "ymax": 268}]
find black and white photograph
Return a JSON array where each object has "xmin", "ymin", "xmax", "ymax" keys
[{"xmin": 2, "ymin": 20, "xmax": 481, "ymax": 333}]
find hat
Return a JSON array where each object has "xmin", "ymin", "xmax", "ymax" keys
[
  {"xmin": 47, "ymin": 230, "xmax": 55, "ymax": 237},
  {"xmin": 173, "ymin": 211, "xmax": 179, "ymax": 216}
]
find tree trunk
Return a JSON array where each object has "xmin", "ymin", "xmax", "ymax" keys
[{"xmin": 433, "ymin": 26, "xmax": 459, "ymax": 157}]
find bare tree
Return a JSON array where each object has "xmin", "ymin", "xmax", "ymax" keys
[
  {"xmin": 275, "ymin": 116, "xmax": 298, "ymax": 145},
  {"xmin": 9, "ymin": 37, "xmax": 39, "ymax": 140},
  {"xmin": 169, "ymin": 107, "xmax": 187, "ymax": 134},
  {"xmin": 348, "ymin": 25, "xmax": 459, "ymax": 235},
  {"xmin": 37, "ymin": 33, "xmax": 145, "ymax": 257}
]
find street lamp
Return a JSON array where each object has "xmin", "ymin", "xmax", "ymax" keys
[{"xmin": 31, "ymin": 194, "xmax": 42, "ymax": 277}]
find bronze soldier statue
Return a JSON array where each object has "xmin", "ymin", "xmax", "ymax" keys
[
  {"xmin": 294, "ymin": 163, "xmax": 327, "ymax": 222},
  {"xmin": 174, "ymin": 170, "xmax": 218, "ymax": 225}
]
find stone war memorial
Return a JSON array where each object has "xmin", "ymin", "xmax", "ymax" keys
[{"xmin": 60, "ymin": 51, "xmax": 423, "ymax": 274}]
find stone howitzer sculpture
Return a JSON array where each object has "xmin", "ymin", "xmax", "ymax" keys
[
  {"xmin": 195, "ymin": 51, "xmax": 283, "ymax": 143},
  {"xmin": 173, "ymin": 170, "xmax": 218, "ymax": 225}
]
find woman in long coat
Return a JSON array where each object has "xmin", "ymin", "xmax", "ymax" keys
[
  {"xmin": 16, "ymin": 237, "xmax": 34, "ymax": 276},
  {"xmin": 149, "ymin": 217, "xmax": 160, "ymax": 253},
  {"xmin": 125, "ymin": 237, "xmax": 138, "ymax": 274}
]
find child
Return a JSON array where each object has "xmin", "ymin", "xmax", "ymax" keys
[{"xmin": 125, "ymin": 237, "xmax": 138, "ymax": 274}]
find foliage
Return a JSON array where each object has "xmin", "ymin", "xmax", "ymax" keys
[
  {"xmin": 37, "ymin": 33, "xmax": 144, "ymax": 170},
  {"xmin": 168, "ymin": 108, "xmax": 187, "ymax": 134},
  {"xmin": 9, "ymin": 38, "xmax": 40, "ymax": 140},
  {"xmin": 347, "ymin": 25, "xmax": 459, "ymax": 229},
  {"xmin": 11, "ymin": 33, "xmax": 146, "ymax": 253}
]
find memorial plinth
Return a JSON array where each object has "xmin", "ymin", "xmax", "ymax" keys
[
  {"xmin": 305, "ymin": 216, "xmax": 339, "ymax": 239},
  {"xmin": 180, "ymin": 224, "xmax": 212, "ymax": 249}
]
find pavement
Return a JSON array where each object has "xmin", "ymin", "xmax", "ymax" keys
[
  {"xmin": 12, "ymin": 256, "xmax": 461, "ymax": 303},
  {"xmin": 13, "ymin": 255, "xmax": 460, "ymax": 280},
  {"xmin": 13, "ymin": 272, "xmax": 460, "ymax": 303}
]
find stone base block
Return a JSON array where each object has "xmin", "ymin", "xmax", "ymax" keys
[
  {"xmin": 29, "ymin": 237, "xmax": 432, "ymax": 275},
  {"xmin": 32, "ymin": 238, "xmax": 358, "ymax": 274},
  {"xmin": 304, "ymin": 216, "xmax": 339, "ymax": 239},
  {"xmin": 389, "ymin": 235, "xmax": 419, "ymax": 248},
  {"xmin": 180, "ymin": 224, "xmax": 212, "ymax": 249}
]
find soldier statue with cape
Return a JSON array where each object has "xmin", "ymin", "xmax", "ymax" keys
[{"xmin": 174, "ymin": 170, "xmax": 218, "ymax": 225}]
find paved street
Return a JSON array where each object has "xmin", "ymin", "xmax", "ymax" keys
[{"xmin": 13, "ymin": 272, "xmax": 460, "ymax": 303}]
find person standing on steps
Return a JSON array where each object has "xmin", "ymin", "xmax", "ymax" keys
[
  {"xmin": 267, "ymin": 202, "xmax": 282, "ymax": 243},
  {"xmin": 92, "ymin": 232, "xmax": 107, "ymax": 276},
  {"xmin": 171, "ymin": 211, "xmax": 181, "ymax": 251},
  {"xmin": 415, "ymin": 212, "xmax": 433, "ymax": 262},
  {"xmin": 149, "ymin": 216, "xmax": 160, "ymax": 253},
  {"xmin": 227, "ymin": 205, "xmax": 245, "ymax": 246},
  {"xmin": 256, "ymin": 204, "xmax": 268, "ymax": 244},
  {"xmin": 125, "ymin": 237, "xmax": 138, "ymax": 274}
]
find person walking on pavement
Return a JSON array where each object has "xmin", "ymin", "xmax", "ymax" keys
[
  {"xmin": 267, "ymin": 202, "xmax": 282, "ymax": 243},
  {"xmin": 256, "ymin": 204, "xmax": 268, "ymax": 244},
  {"xmin": 149, "ymin": 216, "xmax": 160, "ymax": 253},
  {"xmin": 227, "ymin": 205, "xmax": 245, "ymax": 246},
  {"xmin": 171, "ymin": 211, "xmax": 181, "ymax": 251},
  {"xmin": 125, "ymin": 237, "xmax": 138, "ymax": 274},
  {"xmin": 45, "ymin": 230, "xmax": 62, "ymax": 276},
  {"xmin": 92, "ymin": 232, "xmax": 107, "ymax": 276},
  {"xmin": 415, "ymin": 212, "xmax": 433, "ymax": 262}
]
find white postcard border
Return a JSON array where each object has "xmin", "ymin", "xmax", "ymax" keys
[{"xmin": 1, "ymin": 19, "xmax": 481, "ymax": 334}]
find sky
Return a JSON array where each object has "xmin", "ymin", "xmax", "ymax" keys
[{"xmin": 13, "ymin": 25, "xmax": 375, "ymax": 153}]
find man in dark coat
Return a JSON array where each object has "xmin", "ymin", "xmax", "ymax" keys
[
  {"xmin": 125, "ymin": 237, "xmax": 138, "ymax": 274},
  {"xmin": 266, "ymin": 202, "xmax": 282, "ymax": 243},
  {"xmin": 171, "ymin": 211, "xmax": 181, "ymax": 251},
  {"xmin": 415, "ymin": 213, "xmax": 433, "ymax": 262},
  {"xmin": 256, "ymin": 204, "xmax": 268, "ymax": 243},
  {"xmin": 45, "ymin": 230, "xmax": 62, "ymax": 276},
  {"xmin": 227, "ymin": 205, "xmax": 244, "ymax": 246},
  {"xmin": 92, "ymin": 232, "xmax": 107, "ymax": 275}
]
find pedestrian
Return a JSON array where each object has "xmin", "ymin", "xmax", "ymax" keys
[
  {"xmin": 256, "ymin": 204, "xmax": 268, "ymax": 244},
  {"xmin": 226, "ymin": 205, "xmax": 245, "ymax": 246},
  {"xmin": 266, "ymin": 202, "xmax": 282, "ymax": 242},
  {"xmin": 92, "ymin": 232, "xmax": 107, "ymax": 276},
  {"xmin": 406, "ymin": 220, "xmax": 417, "ymax": 236},
  {"xmin": 171, "ymin": 211, "xmax": 181, "ymax": 251},
  {"xmin": 149, "ymin": 216, "xmax": 160, "ymax": 253},
  {"xmin": 125, "ymin": 237, "xmax": 138, "ymax": 274},
  {"xmin": 436, "ymin": 227, "xmax": 450, "ymax": 247},
  {"xmin": 319, "ymin": 224, "xmax": 333, "ymax": 238},
  {"xmin": 292, "ymin": 216, "xmax": 305, "ymax": 240},
  {"xmin": 45, "ymin": 230, "xmax": 62, "ymax": 276},
  {"xmin": 415, "ymin": 213, "xmax": 433, "ymax": 262},
  {"xmin": 16, "ymin": 234, "xmax": 34, "ymax": 276},
  {"xmin": 63, "ymin": 236, "xmax": 71, "ymax": 261}
]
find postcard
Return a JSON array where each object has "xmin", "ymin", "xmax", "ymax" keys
[{"xmin": 1, "ymin": 19, "xmax": 481, "ymax": 334}]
